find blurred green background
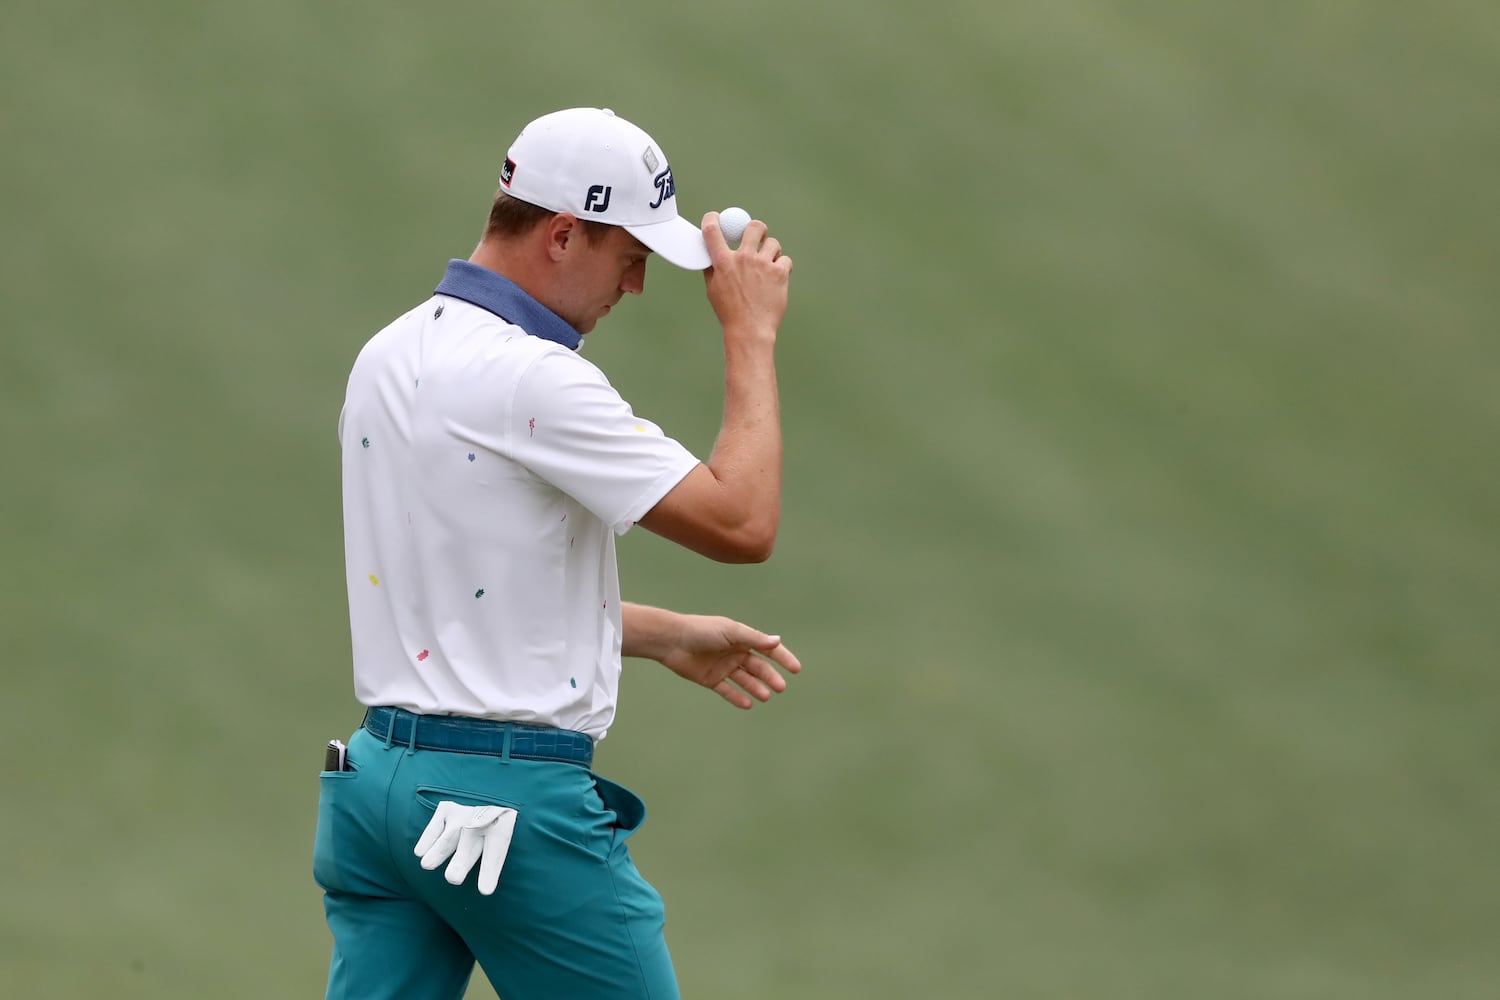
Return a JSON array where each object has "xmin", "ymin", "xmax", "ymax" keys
[{"xmin": 4, "ymin": 1, "xmax": 1497, "ymax": 996}]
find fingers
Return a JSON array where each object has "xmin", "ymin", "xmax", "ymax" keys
[
  {"xmin": 700, "ymin": 212, "xmax": 786, "ymax": 263},
  {"xmin": 760, "ymin": 638, "xmax": 802, "ymax": 674},
  {"xmin": 729, "ymin": 661, "xmax": 778, "ymax": 701},
  {"xmin": 416, "ymin": 803, "xmax": 464, "ymax": 868},
  {"xmin": 414, "ymin": 808, "xmax": 447, "ymax": 858},
  {"xmin": 719, "ymin": 646, "xmax": 798, "ymax": 704},
  {"xmin": 738, "ymin": 219, "xmax": 768, "ymax": 252},
  {"xmin": 420, "ymin": 824, "xmax": 462, "ymax": 870},
  {"xmin": 732, "ymin": 222, "xmax": 787, "ymax": 266},
  {"xmin": 722, "ymin": 619, "xmax": 775, "ymax": 649},
  {"xmin": 713, "ymin": 677, "xmax": 754, "ymax": 710},
  {"xmin": 476, "ymin": 809, "xmax": 517, "ymax": 896},
  {"xmin": 446, "ymin": 826, "xmax": 484, "ymax": 886},
  {"xmin": 698, "ymin": 617, "xmax": 802, "ymax": 709},
  {"xmin": 700, "ymin": 211, "xmax": 731, "ymax": 263},
  {"xmin": 733, "ymin": 623, "xmax": 803, "ymax": 674},
  {"xmin": 477, "ymin": 842, "xmax": 503, "ymax": 895}
]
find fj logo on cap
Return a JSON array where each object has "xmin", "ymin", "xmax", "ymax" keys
[
  {"xmin": 584, "ymin": 185, "xmax": 613, "ymax": 213},
  {"xmin": 649, "ymin": 168, "xmax": 675, "ymax": 209},
  {"xmin": 642, "ymin": 146, "xmax": 659, "ymax": 173},
  {"xmin": 500, "ymin": 157, "xmax": 516, "ymax": 186}
]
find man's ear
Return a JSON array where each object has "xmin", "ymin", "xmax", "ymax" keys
[{"xmin": 543, "ymin": 213, "xmax": 581, "ymax": 262}]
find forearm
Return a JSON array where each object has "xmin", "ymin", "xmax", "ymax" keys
[
  {"xmin": 635, "ymin": 216, "xmax": 790, "ymax": 563},
  {"xmin": 620, "ymin": 602, "xmax": 682, "ymax": 661},
  {"xmin": 704, "ymin": 332, "xmax": 782, "ymax": 540}
]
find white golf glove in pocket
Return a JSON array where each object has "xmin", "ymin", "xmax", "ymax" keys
[{"xmin": 414, "ymin": 801, "xmax": 519, "ymax": 895}]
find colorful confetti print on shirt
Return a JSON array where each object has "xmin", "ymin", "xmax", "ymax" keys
[
  {"xmin": 361, "ymin": 437, "xmax": 370, "ymax": 449},
  {"xmin": 467, "ymin": 453, "xmax": 476, "ymax": 462},
  {"xmin": 416, "ymin": 649, "xmax": 430, "ymax": 662},
  {"xmin": 368, "ymin": 574, "xmax": 379, "ymax": 586},
  {"xmin": 475, "ymin": 589, "xmax": 485, "ymax": 599}
]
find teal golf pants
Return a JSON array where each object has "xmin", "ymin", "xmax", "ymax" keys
[{"xmin": 313, "ymin": 721, "xmax": 679, "ymax": 1000}]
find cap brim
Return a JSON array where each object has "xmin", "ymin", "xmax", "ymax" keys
[{"xmin": 625, "ymin": 216, "xmax": 711, "ymax": 271}]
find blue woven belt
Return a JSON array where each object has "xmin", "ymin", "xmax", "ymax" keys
[{"xmin": 362, "ymin": 706, "xmax": 594, "ymax": 767}]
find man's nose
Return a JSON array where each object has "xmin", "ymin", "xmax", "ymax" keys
[{"xmin": 621, "ymin": 260, "xmax": 646, "ymax": 295}]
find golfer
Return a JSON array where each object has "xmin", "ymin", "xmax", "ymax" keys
[{"xmin": 312, "ymin": 106, "xmax": 798, "ymax": 1000}]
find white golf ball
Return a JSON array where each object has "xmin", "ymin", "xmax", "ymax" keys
[{"xmin": 719, "ymin": 207, "xmax": 751, "ymax": 244}]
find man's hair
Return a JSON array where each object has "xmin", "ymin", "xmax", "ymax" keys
[{"xmin": 484, "ymin": 191, "xmax": 612, "ymax": 244}]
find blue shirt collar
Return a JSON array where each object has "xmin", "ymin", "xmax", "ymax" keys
[{"xmin": 434, "ymin": 259, "xmax": 582, "ymax": 350}]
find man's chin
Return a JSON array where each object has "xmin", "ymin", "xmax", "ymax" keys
[{"xmin": 579, "ymin": 307, "xmax": 613, "ymax": 335}]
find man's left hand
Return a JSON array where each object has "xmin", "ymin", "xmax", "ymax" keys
[{"xmin": 657, "ymin": 615, "xmax": 802, "ymax": 710}]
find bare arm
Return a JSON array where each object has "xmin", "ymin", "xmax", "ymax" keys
[
  {"xmin": 637, "ymin": 213, "xmax": 793, "ymax": 563},
  {"xmin": 622, "ymin": 602, "xmax": 802, "ymax": 710}
]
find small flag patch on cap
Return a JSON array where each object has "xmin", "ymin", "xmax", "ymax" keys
[{"xmin": 642, "ymin": 146, "xmax": 659, "ymax": 173}]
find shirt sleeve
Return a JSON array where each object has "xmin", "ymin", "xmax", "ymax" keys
[{"xmin": 509, "ymin": 349, "xmax": 701, "ymax": 534}]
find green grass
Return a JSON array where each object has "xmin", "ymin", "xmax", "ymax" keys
[{"xmin": 3, "ymin": 1, "xmax": 1497, "ymax": 996}]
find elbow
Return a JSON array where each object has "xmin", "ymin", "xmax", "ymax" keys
[
  {"xmin": 640, "ymin": 478, "xmax": 780, "ymax": 563},
  {"xmin": 717, "ymin": 517, "xmax": 778, "ymax": 564},
  {"xmin": 729, "ymin": 534, "xmax": 776, "ymax": 564}
]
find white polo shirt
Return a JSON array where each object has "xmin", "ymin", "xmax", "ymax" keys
[{"xmin": 338, "ymin": 260, "xmax": 700, "ymax": 741}]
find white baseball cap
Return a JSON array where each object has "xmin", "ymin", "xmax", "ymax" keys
[{"xmin": 498, "ymin": 107, "xmax": 711, "ymax": 271}]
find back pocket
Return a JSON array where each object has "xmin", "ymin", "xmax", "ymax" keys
[{"xmin": 415, "ymin": 784, "xmax": 523, "ymax": 814}]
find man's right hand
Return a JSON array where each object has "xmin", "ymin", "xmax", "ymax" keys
[{"xmin": 701, "ymin": 211, "xmax": 793, "ymax": 340}]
